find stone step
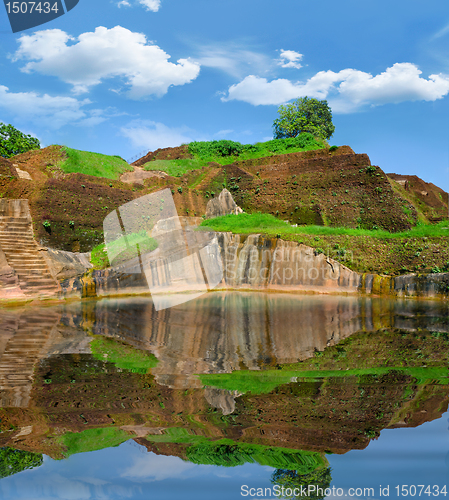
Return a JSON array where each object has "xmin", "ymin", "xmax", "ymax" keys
[{"xmin": 9, "ymin": 263, "xmax": 48, "ymax": 269}]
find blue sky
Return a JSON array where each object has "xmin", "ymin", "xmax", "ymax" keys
[{"xmin": 0, "ymin": 0, "xmax": 448, "ymax": 190}]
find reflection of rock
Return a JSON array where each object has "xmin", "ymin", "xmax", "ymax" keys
[
  {"xmin": 204, "ymin": 387, "xmax": 241, "ymax": 415},
  {"xmin": 205, "ymin": 188, "xmax": 243, "ymax": 218}
]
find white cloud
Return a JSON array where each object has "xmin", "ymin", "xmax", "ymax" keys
[
  {"xmin": 138, "ymin": 0, "xmax": 161, "ymax": 11},
  {"xmin": 431, "ymin": 21, "xmax": 449, "ymax": 40},
  {"xmin": 117, "ymin": 0, "xmax": 161, "ymax": 10},
  {"xmin": 120, "ymin": 120, "xmax": 196, "ymax": 151},
  {"xmin": 222, "ymin": 63, "xmax": 449, "ymax": 112},
  {"xmin": 278, "ymin": 49, "xmax": 303, "ymax": 69},
  {"xmin": 214, "ymin": 129, "xmax": 233, "ymax": 137},
  {"xmin": 194, "ymin": 44, "xmax": 272, "ymax": 78},
  {"xmin": 13, "ymin": 26, "xmax": 200, "ymax": 99},
  {"xmin": 0, "ymin": 85, "xmax": 90, "ymax": 128}
]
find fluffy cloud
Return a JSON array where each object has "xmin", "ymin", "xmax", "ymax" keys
[
  {"xmin": 138, "ymin": 0, "xmax": 161, "ymax": 11},
  {"xmin": 120, "ymin": 120, "xmax": 196, "ymax": 151},
  {"xmin": 278, "ymin": 50, "xmax": 303, "ymax": 69},
  {"xmin": 222, "ymin": 63, "xmax": 449, "ymax": 112},
  {"xmin": 0, "ymin": 85, "xmax": 90, "ymax": 128},
  {"xmin": 13, "ymin": 26, "xmax": 200, "ymax": 99}
]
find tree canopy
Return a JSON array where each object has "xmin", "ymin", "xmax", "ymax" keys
[
  {"xmin": 0, "ymin": 447, "xmax": 43, "ymax": 479},
  {"xmin": 273, "ymin": 97, "xmax": 335, "ymax": 141},
  {"xmin": 0, "ymin": 122, "xmax": 40, "ymax": 159}
]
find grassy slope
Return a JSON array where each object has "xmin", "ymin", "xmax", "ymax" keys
[
  {"xmin": 60, "ymin": 147, "xmax": 133, "ymax": 180},
  {"xmin": 200, "ymin": 213, "xmax": 449, "ymax": 275},
  {"xmin": 143, "ymin": 135, "xmax": 327, "ymax": 175}
]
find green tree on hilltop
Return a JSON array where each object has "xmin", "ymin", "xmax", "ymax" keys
[
  {"xmin": 273, "ymin": 97, "xmax": 335, "ymax": 141},
  {"xmin": 0, "ymin": 122, "xmax": 40, "ymax": 158}
]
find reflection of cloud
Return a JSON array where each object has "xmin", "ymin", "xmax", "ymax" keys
[
  {"xmin": 27, "ymin": 473, "xmax": 91, "ymax": 500},
  {"xmin": 121, "ymin": 453, "xmax": 198, "ymax": 482}
]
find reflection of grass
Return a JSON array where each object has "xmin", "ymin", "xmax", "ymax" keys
[
  {"xmin": 90, "ymin": 335, "xmax": 158, "ymax": 374},
  {"xmin": 199, "ymin": 366, "xmax": 449, "ymax": 395},
  {"xmin": 60, "ymin": 147, "xmax": 132, "ymax": 180},
  {"xmin": 59, "ymin": 427, "xmax": 130, "ymax": 458},
  {"xmin": 146, "ymin": 430, "xmax": 327, "ymax": 474},
  {"xmin": 147, "ymin": 427, "xmax": 207, "ymax": 444},
  {"xmin": 186, "ymin": 439, "xmax": 327, "ymax": 473},
  {"xmin": 91, "ymin": 231, "xmax": 158, "ymax": 269}
]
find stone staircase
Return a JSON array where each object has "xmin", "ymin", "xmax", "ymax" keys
[{"xmin": 0, "ymin": 200, "xmax": 60, "ymax": 297}]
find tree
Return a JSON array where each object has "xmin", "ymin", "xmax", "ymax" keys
[
  {"xmin": 273, "ymin": 97, "xmax": 335, "ymax": 141},
  {"xmin": 0, "ymin": 122, "xmax": 40, "ymax": 158},
  {"xmin": 271, "ymin": 467, "xmax": 332, "ymax": 500},
  {"xmin": 0, "ymin": 447, "xmax": 43, "ymax": 479}
]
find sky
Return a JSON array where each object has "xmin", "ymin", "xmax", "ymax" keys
[{"xmin": 0, "ymin": 0, "xmax": 449, "ymax": 191}]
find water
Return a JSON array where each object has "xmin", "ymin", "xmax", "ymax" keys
[{"xmin": 0, "ymin": 292, "xmax": 447, "ymax": 499}]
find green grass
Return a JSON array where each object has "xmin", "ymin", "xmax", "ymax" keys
[
  {"xmin": 58, "ymin": 427, "xmax": 130, "ymax": 458},
  {"xmin": 199, "ymin": 366, "xmax": 449, "ymax": 395},
  {"xmin": 143, "ymin": 158, "xmax": 208, "ymax": 177},
  {"xmin": 200, "ymin": 212, "xmax": 449, "ymax": 239},
  {"xmin": 90, "ymin": 335, "xmax": 159, "ymax": 374},
  {"xmin": 142, "ymin": 135, "xmax": 327, "ymax": 176},
  {"xmin": 92, "ymin": 231, "xmax": 158, "ymax": 269},
  {"xmin": 188, "ymin": 134, "xmax": 327, "ymax": 164},
  {"xmin": 60, "ymin": 147, "xmax": 133, "ymax": 180}
]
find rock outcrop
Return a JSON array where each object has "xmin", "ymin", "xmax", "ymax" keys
[
  {"xmin": 41, "ymin": 248, "xmax": 92, "ymax": 281},
  {"xmin": 205, "ymin": 188, "xmax": 243, "ymax": 218},
  {"xmin": 61, "ymin": 229, "xmax": 449, "ymax": 301}
]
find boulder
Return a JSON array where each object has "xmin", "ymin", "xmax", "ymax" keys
[
  {"xmin": 40, "ymin": 248, "xmax": 92, "ymax": 281},
  {"xmin": 205, "ymin": 188, "xmax": 243, "ymax": 219}
]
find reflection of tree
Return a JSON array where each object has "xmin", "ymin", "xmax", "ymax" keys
[
  {"xmin": 0, "ymin": 447, "xmax": 43, "ymax": 479},
  {"xmin": 271, "ymin": 467, "xmax": 332, "ymax": 499}
]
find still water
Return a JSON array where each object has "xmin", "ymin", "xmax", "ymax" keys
[{"xmin": 0, "ymin": 292, "xmax": 447, "ymax": 499}]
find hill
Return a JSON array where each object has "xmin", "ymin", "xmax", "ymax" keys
[{"xmin": 0, "ymin": 139, "xmax": 447, "ymax": 277}]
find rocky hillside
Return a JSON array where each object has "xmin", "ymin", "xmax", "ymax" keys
[{"xmin": 0, "ymin": 143, "xmax": 447, "ymax": 253}]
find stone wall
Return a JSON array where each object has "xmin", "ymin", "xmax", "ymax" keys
[{"xmin": 60, "ymin": 231, "xmax": 448, "ymax": 301}]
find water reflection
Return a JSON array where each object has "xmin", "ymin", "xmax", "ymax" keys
[{"xmin": 0, "ymin": 293, "xmax": 446, "ymax": 489}]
